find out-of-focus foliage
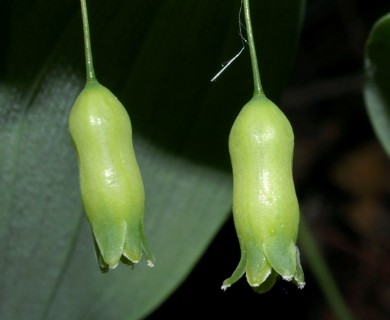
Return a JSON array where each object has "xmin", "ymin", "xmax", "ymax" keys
[{"xmin": 364, "ymin": 13, "xmax": 390, "ymax": 157}]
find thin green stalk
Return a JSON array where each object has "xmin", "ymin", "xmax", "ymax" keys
[
  {"xmin": 80, "ymin": 0, "xmax": 96, "ymax": 82},
  {"xmin": 243, "ymin": 0, "xmax": 263, "ymax": 95},
  {"xmin": 299, "ymin": 218, "xmax": 355, "ymax": 320}
]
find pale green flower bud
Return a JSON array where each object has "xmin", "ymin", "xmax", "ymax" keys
[
  {"xmin": 222, "ymin": 94, "xmax": 304, "ymax": 292},
  {"xmin": 69, "ymin": 80, "xmax": 154, "ymax": 271}
]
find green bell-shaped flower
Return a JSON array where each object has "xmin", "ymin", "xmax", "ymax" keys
[
  {"xmin": 222, "ymin": 94, "xmax": 304, "ymax": 292},
  {"xmin": 69, "ymin": 80, "xmax": 154, "ymax": 271}
]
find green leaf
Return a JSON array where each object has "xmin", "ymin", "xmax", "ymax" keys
[
  {"xmin": 364, "ymin": 12, "xmax": 390, "ymax": 157},
  {"xmin": 0, "ymin": 0, "xmax": 305, "ymax": 319}
]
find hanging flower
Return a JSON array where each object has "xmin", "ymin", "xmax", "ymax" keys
[
  {"xmin": 69, "ymin": 81, "xmax": 154, "ymax": 271},
  {"xmin": 222, "ymin": 94, "xmax": 304, "ymax": 292}
]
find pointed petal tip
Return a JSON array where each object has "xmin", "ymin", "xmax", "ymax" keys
[
  {"xmin": 144, "ymin": 250, "xmax": 156, "ymax": 267},
  {"xmin": 246, "ymin": 268, "xmax": 272, "ymax": 288},
  {"xmin": 282, "ymin": 275, "xmax": 293, "ymax": 282},
  {"xmin": 122, "ymin": 250, "xmax": 141, "ymax": 265},
  {"xmin": 147, "ymin": 260, "xmax": 155, "ymax": 268},
  {"xmin": 221, "ymin": 283, "xmax": 230, "ymax": 291},
  {"xmin": 128, "ymin": 258, "xmax": 140, "ymax": 265},
  {"xmin": 101, "ymin": 256, "xmax": 122, "ymax": 270},
  {"xmin": 109, "ymin": 262, "xmax": 119, "ymax": 269},
  {"xmin": 297, "ymin": 281, "xmax": 306, "ymax": 289}
]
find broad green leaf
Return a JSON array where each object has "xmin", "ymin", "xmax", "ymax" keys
[
  {"xmin": 364, "ymin": 12, "xmax": 390, "ymax": 157},
  {"xmin": 0, "ymin": 0, "xmax": 305, "ymax": 319}
]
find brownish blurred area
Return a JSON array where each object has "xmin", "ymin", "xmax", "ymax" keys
[{"xmin": 284, "ymin": 0, "xmax": 390, "ymax": 318}]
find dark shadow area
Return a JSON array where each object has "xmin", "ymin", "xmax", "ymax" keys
[{"xmin": 148, "ymin": 0, "xmax": 390, "ymax": 319}]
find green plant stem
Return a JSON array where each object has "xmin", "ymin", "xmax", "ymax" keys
[
  {"xmin": 80, "ymin": 0, "xmax": 96, "ymax": 82},
  {"xmin": 299, "ymin": 218, "xmax": 355, "ymax": 320},
  {"xmin": 243, "ymin": 0, "xmax": 263, "ymax": 95}
]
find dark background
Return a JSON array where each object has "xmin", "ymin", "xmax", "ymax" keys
[{"xmin": 149, "ymin": 0, "xmax": 390, "ymax": 319}]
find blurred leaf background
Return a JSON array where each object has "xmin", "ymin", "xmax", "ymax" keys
[
  {"xmin": 1, "ymin": 0, "xmax": 389, "ymax": 319},
  {"xmin": 364, "ymin": 12, "xmax": 390, "ymax": 157}
]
